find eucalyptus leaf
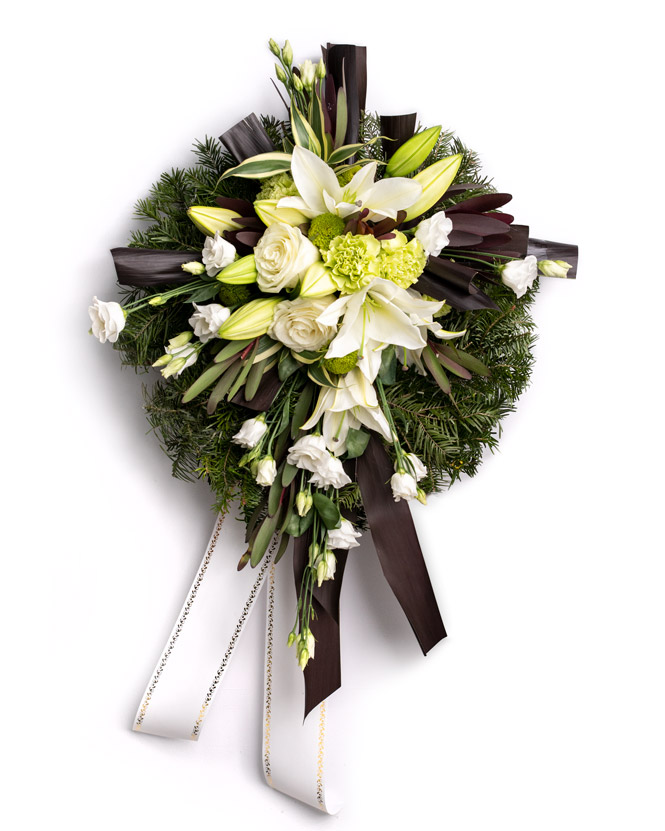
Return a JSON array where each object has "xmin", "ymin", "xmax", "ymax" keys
[
  {"xmin": 278, "ymin": 350, "xmax": 302, "ymax": 382},
  {"xmin": 214, "ymin": 338, "xmax": 253, "ymax": 364},
  {"xmin": 378, "ymin": 346, "xmax": 397, "ymax": 385},
  {"xmin": 281, "ymin": 462, "xmax": 298, "ymax": 487},
  {"xmin": 344, "ymin": 427, "xmax": 370, "ymax": 459},
  {"xmin": 285, "ymin": 509, "xmax": 314, "ymax": 538},
  {"xmin": 182, "ymin": 361, "xmax": 228, "ymax": 404},
  {"xmin": 291, "ymin": 384, "xmax": 314, "ymax": 438},
  {"xmin": 186, "ymin": 283, "xmax": 223, "ymax": 304},
  {"xmin": 250, "ymin": 511, "xmax": 279, "ymax": 567},
  {"xmin": 312, "ymin": 492, "xmax": 342, "ymax": 530}
]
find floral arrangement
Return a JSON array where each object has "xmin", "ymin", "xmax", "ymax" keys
[{"xmin": 91, "ymin": 39, "xmax": 577, "ymax": 757}]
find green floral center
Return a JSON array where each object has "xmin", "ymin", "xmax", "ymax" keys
[{"xmin": 324, "ymin": 233, "xmax": 381, "ymax": 293}]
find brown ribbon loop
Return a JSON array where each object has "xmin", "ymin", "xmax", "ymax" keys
[
  {"xmin": 356, "ymin": 435, "xmax": 447, "ymax": 656},
  {"xmin": 293, "ymin": 534, "xmax": 349, "ymax": 719}
]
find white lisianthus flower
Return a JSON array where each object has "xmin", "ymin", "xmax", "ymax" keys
[
  {"xmin": 254, "ymin": 222, "xmax": 320, "ymax": 293},
  {"xmin": 268, "ymin": 295, "xmax": 337, "ymax": 352},
  {"xmin": 188, "ymin": 303, "xmax": 231, "ymax": 343},
  {"xmin": 309, "ymin": 455, "xmax": 352, "ymax": 489},
  {"xmin": 202, "ymin": 232, "xmax": 236, "ymax": 277},
  {"xmin": 256, "ymin": 456, "xmax": 277, "ymax": 486},
  {"xmin": 404, "ymin": 453, "xmax": 427, "ymax": 481},
  {"xmin": 538, "ymin": 259, "xmax": 572, "ymax": 279},
  {"xmin": 415, "ymin": 211, "xmax": 454, "ymax": 256},
  {"xmin": 232, "ymin": 415, "xmax": 268, "ymax": 448},
  {"xmin": 89, "ymin": 297, "xmax": 126, "ymax": 343},
  {"xmin": 327, "ymin": 519, "xmax": 361, "ymax": 550},
  {"xmin": 390, "ymin": 471, "xmax": 419, "ymax": 502},
  {"xmin": 287, "ymin": 434, "xmax": 331, "ymax": 471},
  {"xmin": 500, "ymin": 255, "xmax": 538, "ymax": 299}
]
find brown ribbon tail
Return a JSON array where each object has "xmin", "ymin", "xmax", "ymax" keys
[
  {"xmin": 111, "ymin": 248, "xmax": 197, "ymax": 287},
  {"xmin": 356, "ymin": 435, "xmax": 447, "ymax": 655},
  {"xmin": 293, "ymin": 534, "xmax": 349, "ymax": 720}
]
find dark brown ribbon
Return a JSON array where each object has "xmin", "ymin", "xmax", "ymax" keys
[
  {"xmin": 356, "ymin": 435, "xmax": 447, "ymax": 656},
  {"xmin": 293, "ymin": 532, "xmax": 349, "ymax": 719}
]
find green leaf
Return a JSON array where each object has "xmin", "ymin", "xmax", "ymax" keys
[
  {"xmin": 206, "ymin": 362, "xmax": 244, "ymax": 414},
  {"xmin": 243, "ymin": 359, "xmax": 265, "ymax": 402},
  {"xmin": 226, "ymin": 341, "xmax": 260, "ymax": 400},
  {"xmin": 308, "ymin": 89, "xmax": 327, "ymax": 155},
  {"xmin": 278, "ymin": 349, "xmax": 302, "ymax": 382},
  {"xmin": 214, "ymin": 339, "xmax": 253, "ymax": 363},
  {"xmin": 439, "ymin": 345, "xmax": 491, "ymax": 377},
  {"xmin": 345, "ymin": 428, "xmax": 370, "ymax": 459},
  {"xmin": 422, "ymin": 344, "xmax": 451, "ymax": 395},
  {"xmin": 268, "ymin": 464, "xmax": 284, "ymax": 516},
  {"xmin": 312, "ymin": 492, "xmax": 342, "ymax": 530},
  {"xmin": 435, "ymin": 350, "xmax": 472, "ymax": 380},
  {"xmin": 285, "ymin": 509, "xmax": 314, "ymax": 537},
  {"xmin": 186, "ymin": 283, "xmax": 222, "ymax": 303},
  {"xmin": 327, "ymin": 143, "xmax": 365, "ymax": 165},
  {"xmin": 385, "ymin": 125, "xmax": 442, "ymax": 177},
  {"xmin": 182, "ymin": 361, "xmax": 228, "ymax": 404},
  {"xmin": 291, "ymin": 106, "xmax": 322, "ymax": 156},
  {"xmin": 219, "ymin": 152, "xmax": 293, "ymax": 181},
  {"xmin": 378, "ymin": 346, "xmax": 397, "ymax": 385},
  {"xmin": 282, "ymin": 462, "xmax": 298, "ymax": 487},
  {"xmin": 291, "ymin": 383, "xmax": 314, "ymax": 438},
  {"xmin": 307, "ymin": 365, "xmax": 337, "ymax": 388},
  {"xmin": 334, "ymin": 87, "xmax": 347, "ymax": 148},
  {"xmin": 274, "ymin": 532, "xmax": 290, "ymax": 564},
  {"xmin": 250, "ymin": 511, "xmax": 280, "ymax": 567}
]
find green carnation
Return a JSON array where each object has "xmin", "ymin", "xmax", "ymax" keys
[
  {"xmin": 218, "ymin": 284, "xmax": 253, "ymax": 307},
  {"xmin": 336, "ymin": 166, "xmax": 361, "ymax": 187},
  {"xmin": 308, "ymin": 213, "xmax": 346, "ymax": 251},
  {"xmin": 256, "ymin": 173, "xmax": 299, "ymax": 201},
  {"xmin": 322, "ymin": 351, "xmax": 359, "ymax": 374},
  {"xmin": 379, "ymin": 237, "xmax": 427, "ymax": 289},
  {"xmin": 324, "ymin": 233, "xmax": 381, "ymax": 293}
]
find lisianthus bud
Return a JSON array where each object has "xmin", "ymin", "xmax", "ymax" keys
[
  {"xmin": 168, "ymin": 331, "xmax": 193, "ymax": 349},
  {"xmin": 152, "ymin": 353, "xmax": 173, "ymax": 367},
  {"xmin": 282, "ymin": 40, "xmax": 293, "ymax": 66},
  {"xmin": 293, "ymin": 74, "xmax": 303, "ymax": 92},
  {"xmin": 390, "ymin": 470, "xmax": 418, "ymax": 502},
  {"xmin": 298, "ymin": 646, "xmax": 309, "ymax": 670},
  {"xmin": 316, "ymin": 58, "xmax": 326, "ymax": 79},
  {"xmin": 181, "ymin": 261, "xmax": 206, "ymax": 275},
  {"xmin": 538, "ymin": 259, "xmax": 572, "ymax": 279},
  {"xmin": 269, "ymin": 38, "xmax": 280, "ymax": 56},
  {"xmin": 316, "ymin": 550, "xmax": 337, "ymax": 586},
  {"xmin": 148, "ymin": 295, "xmax": 165, "ymax": 306},
  {"xmin": 287, "ymin": 629, "xmax": 297, "ymax": 648},
  {"xmin": 232, "ymin": 414, "xmax": 268, "ymax": 449},
  {"xmin": 300, "ymin": 59, "xmax": 316, "ymax": 90},
  {"xmin": 256, "ymin": 455, "xmax": 277, "ymax": 487},
  {"xmin": 296, "ymin": 490, "xmax": 313, "ymax": 517},
  {"xmin": 416, "ymin": 488, "xmax": 428, "ymax": 505},
  {"xmin": 275, "ymin": 63, "xmax": 287, "ymax": 84},
  {"xmin": 308, "ymin": 542, "xmax": 322, "ymax": 566},
  {"xmin": 161, "ymin": 357, "xmax": 186, "ymax": 378}
]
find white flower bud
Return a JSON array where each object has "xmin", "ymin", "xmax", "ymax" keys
[
  {"xmin": 256, "ymin": 456, "xmax": 277, "ymax": 487},
  {"xmin": 390, "ymin": 471, "xmax": 418, "ymax": 502},
  {"xmin": 327, "ymin": 519, "xmax": 361, "ymax": 550},
  {"xmin": 202, "ymin": 232, "xmax": 236, "ymax": 277},
  {"xmin": 299, "ymin": 59, "xmax": 316, "ymax": 90},
  {"xmin": 181, "ymin": 261, "xmax": 206, "ymax": 275},
  {"xmin": 538, "ymin": 259, "xmax": 572, "ymax": 279},
  {"xmin": 415, "ymin": 211, "xmax": 453, "ymax": 257},
  {"xmin": 295, "ymin": 490, "xmax": 313, "ymax": 517},
  {"xmin": 500, "ymin": 255, "xmax": 538, "ymax": 299},
  {"xmin": 232, "ymin": 415, "xmax": 268, "ymax": 448}
]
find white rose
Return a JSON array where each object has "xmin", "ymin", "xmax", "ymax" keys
[
  {"xmin": 202, "ymin": 232, "xmax": 236, "ymax": 277},
  {"xmin": 232, "ymin": 416, "xmax": 268, "ymax": 448},
  {"xmin": 89, "ymin": 297, "xmax": 125, "ymax": 343},
  {"xmin": 254, "ymin": 222, "xmax": 320, "ymax": 293},
  {"xmin": 390, "ymin": 471, "xmax": 418, "ymax": 502},
  {"xmin": 188, "ymin": 303, "xmax": 231, "ymax": 342},
  {"xmin": 256, "ymin": 456, "xmax": 277, "ymax": 486},
  {"xmin": 327, "ymin": 519, "xmax": 361, "ymax": 550},
  {"xmin": 287, "ymin": 434, "xmax": 330, "ymax": 472},
  {"xmin": 316, "ymin": 550, "xmax": 337, "ymax": 586},
  {"xmin": 268, "ymin": 295, "xmax": 337, "ymax": 352},
  {"xmin": 404, "ymin": 453, "xmax": 427, "ymax": 482},
  {"xmin": 500, "ymin": 255, "xmax": 538, "ymax": 299},
  {"xmin": 415, "ymin": 211, "xmax": 453, "ymax": 257},
  {"xmin": 309, "ymin": 456, "xmax": 352, "ymax": 489}
]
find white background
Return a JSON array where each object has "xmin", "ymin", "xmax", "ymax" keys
[{"xmin": 3, "ymin": 2, "xmax": 664, "ymax": 828}]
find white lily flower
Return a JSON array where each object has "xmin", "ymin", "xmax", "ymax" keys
[
  {"xmin": 278, "ymin": 146, "xmax": 422, "ymax": 221},
  {"xmin": 317, "ymin": 278, "xmax": 444, "ymax": 366},
  {"xmin": 301, "ymin": 367, "xmax": 392, "ymax": 454}
]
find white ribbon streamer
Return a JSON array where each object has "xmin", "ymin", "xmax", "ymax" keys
[{"xmin": 133, "ymin": 511, "xmax": 342, "ymax": 814}]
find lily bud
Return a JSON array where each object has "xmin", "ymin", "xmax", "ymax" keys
[
  {"xmin": 181, "ymin": 261, "xmax": 206, "ymax": 275},
  {"xmin": 275, "ymin": 63, "xmax": 287, "ymax": 84},
  {"xmin": 254, "ymin": 199, "xmax": 309, "ymax": 228},
  {"xmin": 216, "ymin": 254, "xmax": 258, "ymax": 285},
  {"xmin": 292, "ymin": 74, "xmax": 303, "ymax": 92},
  {"xmin": 299, "ymin": 262, "xmax": 338, "ymax": 297},
  {"xmin": 187, "ymin": 206, "xmax": 242, "ymax": 236},
  {"xmin": 404, "ymin": 154, "xmax": 463, "ymax": 221},
  {"xmin": 268, "ymin": 38, "xmax": 280, "ymax": 56},
  {"xmin": 296, "ymin": 490, "xmax": 313, "ymax": 517},
  {"xmin": 217, "ymin": 298, "xmax": 280, "ymax": 340},
  {"xmin": 168, "ymin": 331, "xmax": 193, "ymax": 349},
  {"xmin": 282, "ymin": 40, "xmax": 293, "ymax": 66},
  {"xmin": 385, "ymin": 125, "xmax": 442, "ymax": 178},
  {"xmin": 538, "ymin": 259, "xmax": 572, "ymax": 278},
  {"xmin": 316, "ymin": 58, "xmax": 326, "ymax": 79}
]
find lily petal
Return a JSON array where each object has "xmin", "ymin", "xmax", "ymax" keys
[{"xmin": 290, "ymin": 146, "xmax": 341, "ymax": 216}]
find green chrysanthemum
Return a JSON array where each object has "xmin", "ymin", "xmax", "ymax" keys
[
  {"xmin": 256, "ymin": 173, "xmax": 299, "ymax": 201},
  {"xmin": 321, "ymin": 351, "xmax": 359, "ymax": 375},
  {"xmin": 218, "ymin": 284, "xmax": 253, "ymax": 307},
  {"xmin": 308, "ymin": 213, "xmax": 346, "ymax": 251},
  {"xmin": 379, "ymin": 235, "xmax": 427, "ymax": 289},
  {"xmin": 324, "ymin": 233, "xmax": 381, "ymax": 293}
]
